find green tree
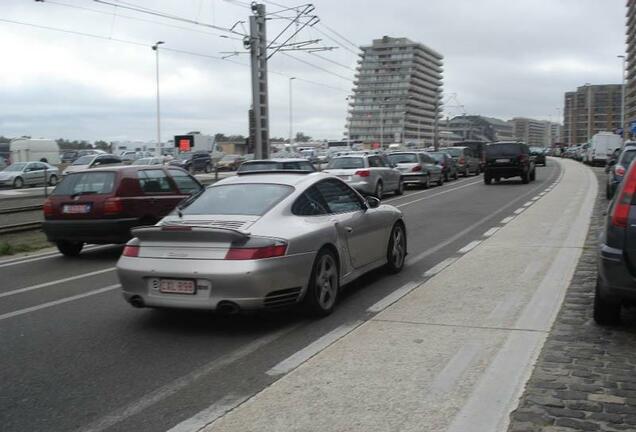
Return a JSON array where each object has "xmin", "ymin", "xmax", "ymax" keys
[{"xmin": 295, "ymin": 132, "xmax": 311, "ymax": 142}]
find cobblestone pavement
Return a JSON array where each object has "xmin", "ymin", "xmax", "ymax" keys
[{"xmin": 507, "ymin": 167, "xmax": 636, "ymax": 432}]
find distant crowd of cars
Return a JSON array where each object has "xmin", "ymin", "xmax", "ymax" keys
[{"xmin": 27, "ymin": 140, "xmax": 550, "ymax": 318}]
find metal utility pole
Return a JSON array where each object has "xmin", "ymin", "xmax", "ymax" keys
[
  {"xmin": 433, "ymin": 96, "xmax": 440, "ymax": 150},
  {"xmin": 619, "ymin": 54, "xmax": 626, "ymax": 138},
  {"xmin": 380, "ymin": 106, "xmax": 384, "ymax": 149},
  {"xmin": 249, "ymin": 3, "xmax": 269, "ymax": 159},
  {"xmin": 152, "ymin": 41, "xmax": 164, "ymax": 156},
  {"xmin": 289, "ymin": 77, "xmax": 295, "ymax": 146}
]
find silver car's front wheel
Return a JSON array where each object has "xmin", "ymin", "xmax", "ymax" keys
[
  {"xmin": 304, "ymin": 250, "xmax": 339, "ymax": 316},
  {"xmin": 385, "ymin": 223, "xmax": 406, "ymax": 273}
]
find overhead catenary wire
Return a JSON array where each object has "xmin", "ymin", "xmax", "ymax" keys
[
  {"xmin": 0, "ymin": 17, "xmax": 348, "ymax": 93},
  {"xmin": 44, "ymin": 0, "xmax": 245, "ymax": 40}
]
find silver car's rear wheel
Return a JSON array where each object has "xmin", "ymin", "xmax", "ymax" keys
[
  {"xmin": 385, "ymin": 223, "xmax": 406, "ymax": 273},
  {"xmin": 304, "ymin": 250, "xmax": 339, "ymax": 316}
]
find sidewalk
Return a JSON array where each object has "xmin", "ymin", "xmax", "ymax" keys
[
  {"xmin": 507, "ymin": 168, "xmax": 636, "ymax": 432},
  {"xmin": 198, "ymin": 159, "xmax": 597, "ymax": 432}
]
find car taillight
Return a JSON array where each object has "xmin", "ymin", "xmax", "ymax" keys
[
  {"xmin": 518, "ymin": 154, "xmax": 528, "ymax": 162},
  {"xmin": 354, "ymin": 170, "xmax": 370, "ymax": 177},
  {"xmin": 122, "ymin": 245, "xmax": 140, "ymax": 257},
  {"xmin": 611, "ymin": 162, "xmax": 636, "ymax": 228},
  {"xmin": 411, "ymin": 165, "xmax": 422, "ymax": 172},
  {"xmin": 43, "ymin": 198, "xmax": 54, "ymax": 217},
  {"xmin": 616, "ymin": 165, "xmax": 626, "ymax": 176},
  {"xmin": 225, "ymin": 244, "xmax": 287, "ymax": 260},
  {"xmin": 104, "ymin": 197, "xmax": 123, "ymax": 215},
  {"xmin": 458, "ymin": 157, "xmax": 465, "ymax": 165}
]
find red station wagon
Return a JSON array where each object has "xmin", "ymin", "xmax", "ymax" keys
[{"xmin": 43, "ymin": 166, "xmax": 203, "ymax": 256}]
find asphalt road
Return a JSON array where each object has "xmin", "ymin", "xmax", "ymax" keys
[{"xmin": 0, "ymin": 161, "xmax": 561, "ymax": 432}]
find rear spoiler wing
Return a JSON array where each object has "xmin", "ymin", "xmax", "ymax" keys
[{"xmin": 132, "ymin": 224, "xmax": 251, "ymax": 242}]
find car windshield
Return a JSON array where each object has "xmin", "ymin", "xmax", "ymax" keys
[
  {"xmin": 222, "ymin": 155, "xmax": 239, "ymax": 161},
  {"xmin": 133, "ymin": 158, "xmax": 152, "ymax": 165},
  {"xmin": 238, "ymin": 162, "xmax": 281, "ymax": 172},
  {"xmin": 529, "ymin": 147, "xmax": 544, "ymax": 153},
  {"xmin": 4, "ymin": 163, "xmax": 27, "ymax": 172},
  {"xmin": 428, "ymin": 152, "xmax": 445, "ymax": 161},
  {"xmin": 180, "ymin": 184, "xmax": 293, "ymax": 216},
  {"xmin": 327, "ymin": 157, "xmax": 365, "ymax": 169},
  {"xmin": 619, "ymin": 150, "xmax": 636, "ymax": 167},
  {"xmin": 52, "ymin": 171, "xmax": 116, "ymax": 196},
  {"xmin": 445, "ymin": 148, "xmax": 462, "ymax": 157},
  {"xmin": 72, "ymin": 155, "xmax": 94, "ymax": 165},
  {"xmin": 486, "ymin": 144, "xmax": 521, "ymax": 157},
  {"xmin": 387, "ymin": 153, "xmax": 418, "ymax": 164}
]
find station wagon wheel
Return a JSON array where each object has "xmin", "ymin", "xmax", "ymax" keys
[
  {"xmin": 13, "ymin": 177, "xmax": 23, "ymax": 189},
  {"xmin": 423, "ymin": 174, "xmax": 430, "ymax": 189},
  {"xmin": 374, "ymin": 182, "xmax": 384, "ymax": 199},
  {"xmin": 395, "ymin": 178, "xmax": 404, "ymax": 195},
  {"xmin": 48, "ymin": 175, "xmax": 58, "ymax": 186},
  {"xmin": 304, "ymin": 250, "xmax": 339, "ymax": 316},
  {"xmin": 385, "ymin": 223, "xmax": 406, "ymax": 274}
]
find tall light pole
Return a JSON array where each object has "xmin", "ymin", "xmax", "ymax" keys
[
  {"xmin": 618, "ymin": 54, "xmax": 626, "ymax": 140},
  {"xmin": 152, "ymin": 41, "xmax": 164, "ymax": 156},
  {"xmin": 288, "ymin": 77, "xmax": 295, "ymax": 146}
]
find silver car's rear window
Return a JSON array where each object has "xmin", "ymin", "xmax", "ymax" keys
[
  {"xmin": 181, "ymin": 184, "xmax": 293, "ymax": 216},
  {"xmin": 72, "ymin": 155, "xmax": 94, "ymax": 165},
  {"xmin": 327, "ymin": 157, "xmax": 365, "ymax": 169},
  {"xmin": 388, "ymin": 153, "xmax": 418, "ymax": 164}
]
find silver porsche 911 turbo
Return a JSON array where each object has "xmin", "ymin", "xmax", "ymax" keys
[{"xmin": 116, "ymin": 171, "xmax": 406, "ymax": 316}]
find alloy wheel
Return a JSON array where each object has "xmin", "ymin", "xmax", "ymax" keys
[
  {"xmin": 391, "ymin": 226, "xmax": 406, "ymax": 269},
  {"xmin": 315, "ymin": 254, "xmax": 338, "ymax": 310}
]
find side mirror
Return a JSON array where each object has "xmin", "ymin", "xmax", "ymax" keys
[
  {"xmin": 608, "ymin": 159, "xmax": 617, "ymax": 167},
  {"xmin": 366, "ymin": 196, "xmax": 380, "ymax": 209}
]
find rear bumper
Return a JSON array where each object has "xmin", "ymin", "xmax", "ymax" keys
[
  {"xmin": 598, "ymin": 243, "xmax": 636, "ymax": 302},
  {"xmin": 43, "ymin": 218, "xmax": 140, "ymax": 244},
  {"xmin": 117, "ymin": 252, "xmax": 316, "ymax": 311},
  {"xmin": 400, "ymin": 172, "xmax": 428, "ymax": 184},
  {"xmin": 484, "ymin": 166, "xmax": 524, "ymax": 177},
  {"xmin": 347, "ymin": 180, "xmax": 375, "ymax": 195}
]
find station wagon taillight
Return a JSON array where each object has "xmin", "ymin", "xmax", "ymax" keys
[
  {"xmin": 411, "ymin": 165, "xmax": 422, "ymax": 172},
  {"xmin": 354, "ymin": 170, "xmax": 370, "ymax": 177},
  {"xmin": 616, "ymin": 165, "xmax": 626, "ymax": 176},
  {"xmin": 225, "ymin": 244, "xmax": 287, "ymax": 260},
  {"xmin": 104, "ymin": 197, "xmax": 123, "ymax": 215},
  {"xmin": 611, "ymin": 162, "xmax": 636, "ymax": 228}
]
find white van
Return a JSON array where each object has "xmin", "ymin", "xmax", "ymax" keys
[
  {"xmin": 10, "ymin": 138, "xmax": 60, "ymax": 165},
  {"xmin": 587, "ymin": 132, "xmax": 622, "ymax": 166}
]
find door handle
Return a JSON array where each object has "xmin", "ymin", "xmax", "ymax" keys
[{"xmin": 345, "ymin": 226, "xmax": 353, "ymax": 233}]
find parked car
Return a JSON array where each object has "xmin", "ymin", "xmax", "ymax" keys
[
  {"xmin": 483, "ymin": 142, "xmax": 536, "ymax": 184},
  {"xmin": 606, "ymin": 147, "xmax": 636, "ymax": 199},
  {"xmin": 529, "ymin": 146, "xmax": 547, "ymax": 166},
  {"xmin": 63, "ymin": 154, "xmax": 122, "ymax": 176},
  {"xmin": 429, "ymin": 151, "xmax": 459, "ymax": 181},
  {"xmin": 323, "ymin": 152, "xmax": 403, "ymax": 199},
  {"xmin": 386, "ymin": 151, "xmax": 443, "ymax": 188},
  {"xmin": 238, "ymin": 158, "xmax": 316, "ymax": 173},
  {"xmin": 61, "ymin": 150, "xmax": 79, "ymax": 164},
  {"xmin": 0, "ymin": 161, "xmax": 59, "ymax": 188},
  {"xmin": 116, "ymin": 172, "xmax": 406, "ymax": 316},
  {"xmin": 444, "ymin": 146, "xmax": 480, "ymax": 176},
  {"xmin": 43, "ymin": 166, "xmax": 203, "ymax": 256},
  {"xmin": 133, "ymin": 157, "xmax": 164, "ymax": 166},
  {"xmin": 168, "ymin": 151, "xmax": 212, "ymax": 173},
  {"xmin": 453, "ymin": 141, "xmax": 487, "ymax": 171},
  {"xmin": 217, "ymin": 154, "xmax": 245, "ymax": 171},
  {"xmin": 595, "ymin": 160, "xmax": 636, "ymax": 324}
]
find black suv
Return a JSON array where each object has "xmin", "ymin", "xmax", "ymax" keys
[
  {"xmin": 168, "ymin": 151, "xmax": 212, "ymax": 173},
  {"xmin": 483, "ymin": 142, "xmax": 536, "ymax": 184}
]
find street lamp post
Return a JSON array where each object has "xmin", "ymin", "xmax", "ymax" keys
[
  {"xmin": 618, "ymin": 55, "xmax": 626, "ymax": 140},
  {"xmin": 152, "ymin": 41, "xmax": 164, "ymax": 156},
  {"xmin": 380, "ymin": 105, "xmax": 384, "ymax": 149},
  {"xmin": 289, "ymin": 77, "xmax": 295, "ymax": 146}
]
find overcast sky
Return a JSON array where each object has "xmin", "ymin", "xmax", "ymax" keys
[{"xmin": 0, "ymin": 0, "xmax": 627, "ymax": 142}]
